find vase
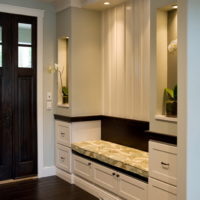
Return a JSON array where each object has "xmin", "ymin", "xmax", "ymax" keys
[
  {"xmin": 166, "ymin": 101, "xmax": 177, "ymax": 117},
  {"xmin": 62, "ymin": 95, "xmax": 68, "ymax": 104}
]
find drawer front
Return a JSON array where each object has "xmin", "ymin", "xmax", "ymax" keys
[
  {"xmin": 93, "ymin": 163, "xmax": 118, "ymax": 194},
  {"xmin": 56, "ymin": 120, "xmax": 71, "ymax": 147},
  {"xmin": 149, "ymin": 178, "xmax": 177, "ymax": 200},
  {"xmin": 73, "ymin": 155, "xmax": 93, "ymax": 182},
  {"xmin": 149, "ymin": 141, "xmax": 177, "ymax": 186},
  {"xmin": 56, "ymin": 145, "xmax": 71, "ymax": 173},
  {"xmin": 118, "ymin": 173, "xmax": 148, "ymax": 200}
]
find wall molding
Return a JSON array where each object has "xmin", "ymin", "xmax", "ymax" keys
[{"xmin": 41, "ymin": 166, "xmax": 56, "ymax": 177}]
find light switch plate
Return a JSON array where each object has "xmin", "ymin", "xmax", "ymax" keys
[{"xmin": 47, "ymin": 101, "xmax": 52, "ymax": 110}]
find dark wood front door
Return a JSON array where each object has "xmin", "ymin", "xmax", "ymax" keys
[{"xmin": 0, "ymin": 13, "xmax": 37, "ymax": 181}]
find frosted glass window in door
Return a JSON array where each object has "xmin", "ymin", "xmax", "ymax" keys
[
  {"xmin": 18, "ymin": 47, "xmax": 32, "ymax": 68},
  {"xmin": 18, "ymin": 23, "xmax": 32, "ymax": 45},
  {"xmin": 18, "ymin": 23, "xmax": 32, "ymax": 68}
]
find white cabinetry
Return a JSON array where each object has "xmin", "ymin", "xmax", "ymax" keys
[
  {"xmin": 73, "ymin": 154, "xmax": 148, "ymax": 200},
  {"xmin": 118, "ymin": 173, "xmax": 148, "ymax": 200},
  {"xmin": 93, "ymin": 163, "xmax": 118, "ymax": 194},
  {"xmin": 149, "ymin": 140, "xmax": 177, "ymax": 200},
  {"xmin": 73, "ymin": 154, "xmax": 93, "ymax": 182},
  {"xmin": 55, "ymin": 119, "xmax": 101, "ymax": 183},
  {"xmin": 149, "ymin": 178, "xmax": 177, "ymax": 200},
  {"xmin": 56, "ymin": 144, "xmax": 71, "ymax": 173}
]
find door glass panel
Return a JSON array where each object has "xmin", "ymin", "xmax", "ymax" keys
[
  {"xmin": 18, "ymin": 47, "xmax": 32, "ymax": 68},
  {"xmin": 0, "ymin": 45, "xmax": 2, "ymax": 67},
  {"xmin": 0, "ymin": 27, "xmax": 2, "ymax": 67},
  {"xmin": 18, "ymin": 23, "xmax": 32, "ymax": 45}
]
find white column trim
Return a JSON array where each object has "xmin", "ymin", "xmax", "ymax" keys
[{"xmin": 0, "ymin": 4, "xmax": 47, "ymax": 178}]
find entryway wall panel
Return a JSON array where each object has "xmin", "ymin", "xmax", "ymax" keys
[{"xmin": 102, "ymin": 0, "xmax": 150, "ymax": 121}]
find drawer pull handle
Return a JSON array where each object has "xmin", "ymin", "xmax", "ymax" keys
[
  {"xmin": 161, "ymin": 162, "xmax": 170, "ymax": 166},
  {"xmin": 116, "ymin": 174, "xmax": 120, "ymax": 178},
  {"xmin": 60, "ymin": 157, "xmax": 65, "ymax": 160},
  {"xmin": 88, "ymin": 162, "xmax": 91, "ymax": 166},
  {"xmin": 112, "ymin": 173, "xmax": 116, "ymax": 176},
  {"xmin": 60, "ymin": 132, "xmax": 65, "ymax": 137}
]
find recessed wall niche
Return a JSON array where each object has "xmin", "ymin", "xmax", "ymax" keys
[
  {"xmin": 156, "ymin": 5, "xmax": 178, "ymax": 120},
  {"xmin": 57, "ymin": 37, "xmax": 69, "ymax": 107}
]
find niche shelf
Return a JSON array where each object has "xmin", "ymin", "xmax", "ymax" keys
[
  {"xmin": 156, "ymin": 4, "xmax": 178, "ymax": 120},
  {"xmin": 57, "ymin": 37, "xmax": 69, "ymax": 107}
]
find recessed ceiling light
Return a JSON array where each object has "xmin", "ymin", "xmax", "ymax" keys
[
  {"xmin": 172, "ymin": 5, "xmax": 178, "ymax": 9},
  {"xmin": 104, "ymin": 2, "xmax": 111, "ymax": 5}
]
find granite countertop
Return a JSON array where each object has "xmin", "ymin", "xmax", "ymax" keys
[{"xmin": 71, "ymin": 140, "xmax": 148, "ymax": 178}]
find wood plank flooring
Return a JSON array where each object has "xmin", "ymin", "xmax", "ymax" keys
[{"xmin": 0, "ymin": 176, "xmax": 98, "ymax": 200}]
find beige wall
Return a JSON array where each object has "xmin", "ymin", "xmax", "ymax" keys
[
  {"xmin": 150, "ymin": 0, "xmax": 177, "ymax": 136},
  {"xmin": 71, "ymin": 8, "xmax": 102, "ymax": 116},
  {"xmin": 102, "ymin": 0, "xmax": 150, "ymax": 121},
  {"xmin": 55, "ymin": 7, "xmax": 102, "ymax": 117}
]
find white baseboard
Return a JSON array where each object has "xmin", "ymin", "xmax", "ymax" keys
[
  {"xmin": 56, "ymin": 168, "xmax": 74, "ymax": 184},
  {"xmin": 73, "ymin": 175, "xmax": 119, "ymax": 200},
  {"xmin": 39, "ymin": 166, "xmax": 56, "ymax": 178}
]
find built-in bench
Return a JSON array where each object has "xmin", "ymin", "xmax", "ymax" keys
[{"xmin": 71, "ymin": 140, "xmax": 149, "ymax": 182}]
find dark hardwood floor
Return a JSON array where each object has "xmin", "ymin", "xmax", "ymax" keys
[{"xmin": 0, "ymin": 176, "xmax": 98, "ymax": 200}]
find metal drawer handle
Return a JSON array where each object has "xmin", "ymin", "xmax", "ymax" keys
[
  {"xmin": 88, "ymin": 162, "xmax": 91, "ymax": 166},
  {"xmin": 161, "ymin": 162, "xmax": 170, "ymax": 167},
  {"xmin": 60, "ymin": 132, "xmax": 65, "ymax": 137},
  {"xmin": 112, "ymin": 172, "xmax": 116, "ymax": 176},
  {"xmin": 116, "ymin": 174, "xmax": 120, "ymax": 178},
  {"xmin": 60, "ymin": 156, "xmax": 65, "ymax": 161}
]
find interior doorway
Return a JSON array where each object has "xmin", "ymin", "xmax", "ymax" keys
[{"xmin": 0, "ymin": 12, "xmax": 37, "ymax": 181}]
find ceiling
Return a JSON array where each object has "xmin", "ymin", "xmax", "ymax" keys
[{"xmin": 37, "ymin": 0, "xmax": 127, "ymax": 11}]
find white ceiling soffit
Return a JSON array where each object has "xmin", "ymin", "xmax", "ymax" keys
[
  {"xmin": 82, "ymin": 0, "xmax": 128, "ymax": 10},
  {"xmin": 53, "ymin": 0, "xmax": 83, "ymax": 12}
]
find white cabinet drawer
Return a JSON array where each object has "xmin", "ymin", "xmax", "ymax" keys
[
  {"xmin": 56, "ymin": 120, "xmax": 71, "ymax": 147},
  {"xmin": 149, "ymin": 178, "xmax": 177, "ymax": 200},
  {"xmin": 118, "ymin": 173, "xmax": 148, "ymax": 200},
  {"xmin": 93, "ymin": 163, "xmax": 118, "ymax": 194},
  {"xmin": 149, "ymin": 141, "xmax": 177, "ymax": 186},
  {"xmin": 73, "ymin": 155, "xmax": 93, "ymax": 182},
  {"xmin": 56, "ymin": 144, "xmax": 71, "ymax": 173}
]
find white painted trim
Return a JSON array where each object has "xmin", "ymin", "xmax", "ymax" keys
[
  {"xmin": 56, "ymin": 168, "xmax": 74, "ymax": 184},
  {"xmin": 0, "ymin": 4, "xmax": 48, "ymax": 178},
  {"xmin": 41, "ymin": 166, "xmax": 56, "ymax": 177},
  {"xmin": 155, "ymin": 115, "xmax": 177, "ymax": 123}
]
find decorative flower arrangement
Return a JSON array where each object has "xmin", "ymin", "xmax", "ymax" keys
[
  {"xmin": 168, "ymin": 39, "xmax": 177, "ymax": 53},
  {"xmin": 48, "ymin": 63, "xmax": 68, "ymax": 104}
]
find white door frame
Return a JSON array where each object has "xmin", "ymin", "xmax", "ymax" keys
[{"xmin": 0, "ymin": 4, "xmax": 45, "ymax": 178}]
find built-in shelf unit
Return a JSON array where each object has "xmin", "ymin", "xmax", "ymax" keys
[
  {"xmin": 57, "ymin": 37, "xmax": 69, "ymax": 107},
  {"xmin": 156, "ymin": 4, "xmax": 178, "ymax": 121}
]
